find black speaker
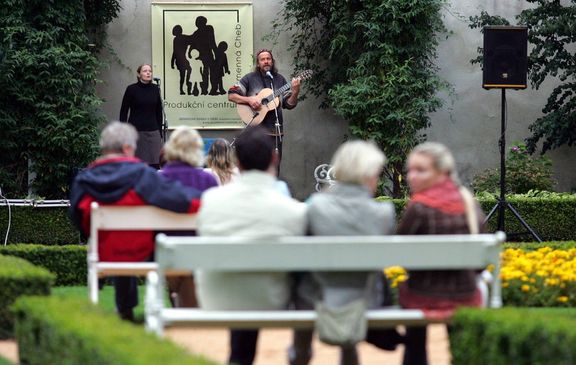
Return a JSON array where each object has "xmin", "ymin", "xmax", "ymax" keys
[{"xmin": 483, "ymin": 26, "xmax": 528, "ymax": 89}]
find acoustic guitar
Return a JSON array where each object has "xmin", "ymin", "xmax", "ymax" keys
[{"xmin": 236, "ymin": 69, "xmax": 313, "ymax": 125}]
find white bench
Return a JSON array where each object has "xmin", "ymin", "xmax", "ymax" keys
[
  {"xmin": 145, "ymin": 233, "xmax": 505, "ymax": 336},
  {"xmin": 88, "ymin": 202, "xmax": 197, "ymax": 303}
]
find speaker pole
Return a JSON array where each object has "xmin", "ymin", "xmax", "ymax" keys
[
  {"xmin": 497, "ymin": 88, "xmax": 506, "ymax": 232},
  {"xmin": 484, "ymin": 88, "xmax": 542, "ymax": 242}
]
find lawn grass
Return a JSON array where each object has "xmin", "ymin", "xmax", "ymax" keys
[
  {"xmin": 0, "ymin": 356, "xmax": 13, "ymax": 365},
  {"xmin": 52, "ymin": 284, "xmax": 148, "ymax": 322}
]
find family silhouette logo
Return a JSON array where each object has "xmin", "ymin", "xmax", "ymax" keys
[
  {"xmin": 171, "ymin": 16, "xmax": 230, "ymax": 97},
  {"xmin": 152, "ymin": 3, "xmax": 253, "ymax": 129}
]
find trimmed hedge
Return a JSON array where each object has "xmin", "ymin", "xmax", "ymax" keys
[
  {"xmin": 0, "ymin": 206, "xmax": 80, "ymax": 245},
  {"xmin": 377, "ymin": 195, "xmax": 576, "ymax": 241},
  {"xmin": 0, "ymin": 255, "xmax": 53, "ymax": 339},
  {"xmin": 0, "ymin": 244, "xmax": 86, "ymax": 286},
  {"xmin": 504, "ymin": 241, "xmax": 576, "ymax": 251},
  {"xmin": 451, "ymin": 307, "xmax": 576, "ymax": 364},
  {"xmin": 478, "ymin": 196, "xmax": 576, "ymax": 241},
  {"xmin": 12, "ymin": 296, "xmax": 218, "ymax": 365},
  {"xmin": 2, "ymin": 195, "xmax": 575, "ymax": 244}
]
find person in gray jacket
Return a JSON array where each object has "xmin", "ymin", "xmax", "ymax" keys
[{"xmin": 291, "ymin": 140, "xmax": 402, "ymax": 365}]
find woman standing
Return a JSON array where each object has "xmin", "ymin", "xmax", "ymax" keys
[
  {"xmin": 119, "ymin": 64, "xmax": 163, "ymax": 168},
  {"xmin": 398, "ymin": 142, "xmax": 485, "ymax": 365}
]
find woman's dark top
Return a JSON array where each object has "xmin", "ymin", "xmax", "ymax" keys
[
  {"xmin": 119, "ymin": 80, "xmax": 162, "ymax": 132},
  {"xmin": 397, "ymin": 178, "xmax": 485, "ymax": 298}
]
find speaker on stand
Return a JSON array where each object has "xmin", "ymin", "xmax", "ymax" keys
[{"xmin": 482, "ymin": 25, "xmax": 542, "ymax": 242}]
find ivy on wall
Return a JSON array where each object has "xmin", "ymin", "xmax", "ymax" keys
[
  {"xmin": 268, "ymin": 0, "xmax": 448, "ymax": 197},
  {"xmin": 0, "ymin": 0, "xmax": 121, "ymax": 197}
]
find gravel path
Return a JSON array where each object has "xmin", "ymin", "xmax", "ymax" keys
[{"xmin": 166, "ymin": 325, "xmax": 451, "ymax": 365}]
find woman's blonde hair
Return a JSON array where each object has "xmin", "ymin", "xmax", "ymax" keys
[
  {"xmin": 206, "ymin": 139, "xmax": 236, "ymax": 184},
  {"xmin": 163, "ymin": 127, "xmax": 204, "ymax": 167},
  {"xmin": 331, "ymin": 140, "xmax": 386, "ymax": 185},
  {"xmin": 410, "ymin": 142, "xmax": 460, "ymax": 184}
]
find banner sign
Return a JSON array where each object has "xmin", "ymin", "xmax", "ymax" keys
[{"xmin": 151, "ymin": 2, "xmax": 253, "ymax": 129}]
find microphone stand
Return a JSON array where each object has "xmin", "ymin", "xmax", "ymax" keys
[
  {"xmin": 155, "ymin": 78, "xmax": 168, "ymax": 143},
  {"xmin": 230, "ymin": 111, "xmax": 260, "ymax": 147},
  {"xmin": 268, "ymin": 75, "xmax": 282, "ymax": 157}
]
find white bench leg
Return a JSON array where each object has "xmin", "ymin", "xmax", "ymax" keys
[
  {"xmin": 88, "ymin": 253, "xmax": 99, "ymax": 304},
  {"xmin": 145, "ymin": 271, "xmax": 164, "ymax": 336}
]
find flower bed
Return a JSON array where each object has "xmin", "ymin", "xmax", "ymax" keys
[{"xmin": 384, "ymin": 242, "xmax": 576, "ymax": 307}]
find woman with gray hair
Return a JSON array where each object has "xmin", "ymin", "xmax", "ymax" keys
[
  {"xmin": 398, "ymin": 142, "xmax": 485, "ymax": 365},
  {"xmin": 291, "ymin": 140, "xmax": 402, "ymax": 365}
]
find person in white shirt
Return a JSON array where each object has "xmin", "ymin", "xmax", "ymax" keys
[{"xmin": 196, "ymin": 126, "xmax": 306, "ymax": 365}]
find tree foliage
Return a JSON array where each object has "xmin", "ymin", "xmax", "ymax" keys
[
  {"xmin": 268, "ymin": 0, "xmax": 448, "ymax": 197},
  {"xmin": 469, "ymin": 1, "xmax": 576, "ymax": 154},
  {"xmin": 0, "ymin": 0, "xmax": 121, "ymax": 197}
]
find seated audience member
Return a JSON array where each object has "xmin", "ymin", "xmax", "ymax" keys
[
  {"xmin": 196, "ymin": 126, "xmax": 306, "ymax": 365},
  {"xmin": 160, "ymin": 126, "xmax": 218, "ymax": 307},
  {"xmin": 398, "ymin": 142, "xmax": 485, "ymax": 365},
  {"xmin": 161, "ymin": 127, "xmax": 219, "ymax": 191},
  {"xmin": 204, "ymin": 138, "xmax": 240, "ymax": 185},
  {"xmin": 69, "ymin": 121, "xmax": 201, "ymax": 321},
  {"xmin": 293, "ymin": 140, "xmax": 402, "ymax": 365}
]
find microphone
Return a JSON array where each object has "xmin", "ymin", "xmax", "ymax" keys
[
  {"xmin": 266, "ymin": 71, "xmax": 274, "ymax": 79},
  {"xmin": 153, "ymin": 77, "xmax": 161, "ymax": 83}
]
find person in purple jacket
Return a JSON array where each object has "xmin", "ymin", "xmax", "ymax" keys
[
  {"xmin": 160, "ymin": 126, "xmax": 218, "ymax": 307},
  {"xmin": 161, "ymin": 126, "xmax": 219, "ymax": 191}
]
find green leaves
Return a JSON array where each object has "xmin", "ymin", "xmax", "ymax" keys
[
  {"xmin": 469, "ymin": 3, "xmax": 576, "ymax": 154},
  {"xmin": 0, "ymin": 0, "xmax": 120, "ymax": 197},
  {"xmin": 473, "ymin": 142, "xmax": 556, "ymax": 194},
  {"xmin": 270, "ymin": 0, "xmax": 448, "ymax": 196}
]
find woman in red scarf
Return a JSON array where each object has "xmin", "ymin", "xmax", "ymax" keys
[{"xmin": 398, "ymin": 142, "xmax": 485, "ymax": 365}]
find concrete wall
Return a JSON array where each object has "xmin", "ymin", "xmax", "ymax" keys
[{"xmin": 97, "ymin": 0, "xmax": 575, "ymax": 199}]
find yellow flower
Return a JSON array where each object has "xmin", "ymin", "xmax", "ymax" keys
[
  {"xmin": 557, "ymin": 296, "xmax": 569, "ymax": 303},
  {"xmin": 521, "ymin": 284, "xmax": 530, "ymax": 292}
]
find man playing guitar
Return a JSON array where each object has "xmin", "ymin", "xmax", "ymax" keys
[{"xmin": 228, "ymin": 49, "xmax": 300, "ymax": 169}]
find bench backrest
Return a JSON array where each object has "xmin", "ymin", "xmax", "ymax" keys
[
  {"xmin": 155, "ymin": 233, "xmax": 504, "ymax": 272},
  {"xmin": 89, "ymin": 202, "xmax": 197, "ymax": 257}
]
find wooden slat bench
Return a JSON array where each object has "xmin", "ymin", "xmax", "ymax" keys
[
  {"xmin": 145, "ymin": 233, "xmax": 505, "ymax": 336},
  {"xmin": 88, "ymin": 202, "xmax": 197, "ymax": 303}
]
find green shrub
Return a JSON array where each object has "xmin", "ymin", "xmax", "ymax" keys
[
  {"xmin": 473, "ymin": 143, "xmax": 556, "ymax": 194},
  {"xmin": 0, "ymin": 255, "xmax": 53, "ymax": 339},
  {"xmin": 12, "ymin": 296, "xmax": 217, "ymax": 365},
  {"xmin": 0, "ymin": 244, "xmax": 86, "ymax": 286},
  {"xmin": 477, "ymin": 194, "xmax": 576, "ymax": 241},
  {"xmin": 451, "ymin": 307, "xmax": 576, "ymax": 365},
  {"xmin": 504, "ymin": 241, "xmax": 576, "ymax": 251},
  {"xmin": 0, "ymin": 206, "xmax": 80, "ymax": 245}
]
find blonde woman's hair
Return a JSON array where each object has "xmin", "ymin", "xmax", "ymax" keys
[
  {"xmin": 331, "ymin": 140, "xmax": 386, "ymax": 185},
  {"xmin": 163, "ymin": 127, "xmax": 204, "ymax": 167},
  {"xmin": 410, "ymin": 142, "xmax": 460, "ymax": 184},
  {"xmin": 206, "ymin": 139, "xmax": 236, "ymax": 184}
]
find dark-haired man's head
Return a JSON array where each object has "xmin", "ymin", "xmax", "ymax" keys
[{"xmin": 234, "ymin": 126, "xmax": 276, "ymax": 172}]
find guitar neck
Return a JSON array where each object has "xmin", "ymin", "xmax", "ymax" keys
[
  {"xmin": 263, "ymin": 81, "xmax": 291, "ymax": 101},
  {"xmin": 273, "ymin": 82, "xmax": 292, "ymax": 98}
]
